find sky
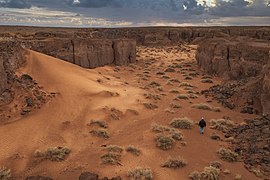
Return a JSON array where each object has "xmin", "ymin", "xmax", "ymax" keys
[{"xmin": 0, "ymin": 0, "xmax": 269, "ymax": 27}]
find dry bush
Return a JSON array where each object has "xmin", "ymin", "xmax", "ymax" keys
[
  {"xmin": 210, "ymin": 119, "xmax": 235, "ymax": 133},
  {"xmin": 179, "ymin": 82, "xmax": 193, "ymax": 87},
  {"xmin": 0, "ymin": 167, "xmax": 11, "ymax": 180},
  {"xmin": 169, "ymin": 78, "xmax": 181, "ymax": 83},
  {"xmin": 143, "ymin": 103, "xmax": 158, "ymax": 110},
  {"xmin": 105, "ymin": 145, "xmax": 123, "ymax": 153},
  {"xmin": 170, "ymin": 118, "xmax": 194, "ymax": 129},
  {"xmin": 151, "ymin": 123, "xmax": 172, "ymax": 132},
  {"xmin": 126, "ymin": 146, "xmax": 141, "ymax": 156},
  {"xmin": 210, "ymin": 161, "xmax": 222, "ymax": 169},
  {"xmin": 201, "ymin": 79, "xmax": 213, "ymax": 83},
  {"xmin": 148, "ymin": 81, "xmax": 161, "ymax": 88},
  {"xmin": 169, "ymin": 89, "xmax": 180, "ymax": 94},
  {"xmin": 45, "ymin": 147, "xmax": 71, "ymax": 161},
  {"xmin": 185, "ymin": 76, "xmax": 193, "ymax": 80},
  {"xmin": 189, "ymin": 72, "xmax": 199, "ymax": 77},
  {"xmin": 170, "ymin": 102, "xmax": 182, "ymax": 109},
  {"xmin": 184, "ymin": 87, "xmax": 193, "ymax": 91},
  {"xmin": 155, "ymin": 134, "xmax": 174, "ymax": 150},
  {"xmin": 176, "ymin": 94, "xmax": 189, "ymax": 100},
  {"xmin": 127, "ymin": 167, "xmax": 153, "ymax": 180},
  {"xmin": 151, "ymin": 123, "xmax": 183, "ymax": 141},
  {"xmin": 90, "ymin": 129, "xmax": 109, "ymax": 139},
  {"xmin": 189, "ymin": 171, "xmax": 201, "ymax": 180},
  {"xmin": 201, "ymin": 166, "xmax": 220, "ymax": 180},
  {"xmin": 88, "ymin": 120, "xmax": 108, "ymax": 128},
  {"xmin": 201, "ymin": 75, "xmax": 212, "ymax": 79},
  {"xmin": 235, "ymin": 174, "xmax": 242, "ymax": 180},
  {"xmin": 162, "ymin": 75, "xmax": 170, "ymax": 79},
  {"xmin": 217, "ymin": 148, "xmax": 238, "ymax": 162},
  {"xmin": 161, "ymin": 156, "xmax": 187, "ymax": 168},
  {"xmin": 165, "ymin": 68, "xmax": 176, "ymax": 72},
  {"xmin": 212, "ymin": 107, "xmax": 221, "ymax": 112},
  {"xmin": 101, "ymin": 153, "xmax": 121, "ymax": 165},
  {"xmin": 192, "ymin": 103, "xmax": 212, "ymax": 110},
  {"xmin": 156, "ymin": 71, "xmax": 165, "ymax": 75},
  {"xmin": 144, "ymin": 94, "xmax": 161, "ymax": 100}
]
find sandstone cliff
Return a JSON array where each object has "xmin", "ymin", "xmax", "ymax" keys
[{"xmin": 196, "ymin": 39, "xmax": 270, "ymax": 114}]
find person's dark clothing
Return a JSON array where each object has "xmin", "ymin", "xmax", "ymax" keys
[{"xmin": 199, "ymin": 119, "xmax": 206, "ymax": 128}]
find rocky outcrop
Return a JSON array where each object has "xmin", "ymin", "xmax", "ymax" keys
[
  {"xmin": 25, "ymin": 39, "xmax": 136, "ymax": 68},
  {"xmin": 0, "ymin": 57, "xmax": 7, "ymax": 93},
  {"xmin": 196, "ymin": 39, "xmax": 270, "ymax": 114},
  {"xmin": 226, "ymin": 115, "xmax": 270, "ymax": 177}
]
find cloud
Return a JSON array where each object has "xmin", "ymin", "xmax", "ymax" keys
[{"xmin": 0, "ymin": 0, "xmax": 31, "ymax": 9}]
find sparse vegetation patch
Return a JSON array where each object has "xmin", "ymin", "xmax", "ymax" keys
[
  {"xmin": 170, "ymin": 118, "xmax": 194, "ymax": 129},
  {"xmin": 210, "ymin": 119, "xmax": 235, "ymax": 133},
  {"xmin": 88, "ymin": 120, "xmax": 108, "ymax": 128},
  {"xmin": 217, "ymin": 148, "xmax": 238, "ymax": 162},
  {"xmin": 155, "ymin": 134, "xmax": 174, "ymax": 150},
  {"xmin": 126, "ymin": 146, "xmax": 141, "ymax": 156},
  {"xmin": 90, "ymin": 129, "xmax": 109, "ymax": 139},
  {"xmin": 0, "ymin": 167, "xmax": 11, "ymax": 180},
  {"xmin": 101, "ymin": 153, "xmax": 121, "ymax": 165},
  {"xmin": 161, "ymin": 156, "xmax": 187, "ymax": 168},
  {"xmin": 127, "ymin": 167, "xmax": 153, "ymax": 180}
]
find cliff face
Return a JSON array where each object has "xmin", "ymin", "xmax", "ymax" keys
[
  {"xmin": 196, "ymin": 39, "xmax": 270, "ymax": 114},
  {"xmin": 0, "ymin": 41, "xmax": 26, "ymax": 93},
  {"xmin": 25, "ymin": 39, "xmax": 136, "ymax": 68}
]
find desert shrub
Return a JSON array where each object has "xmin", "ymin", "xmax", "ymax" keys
[
  {"xmin": 89, "ymin": 120, "xmax": 108, "ymax": 128},
  {"xmin": 184, "ymin": 87, "xmax": 193, "ymax": 90},
  {"xmin": 210, "ymin": 119, "xmax": 235, "ymax": 133},
  {"xmin": 201, "ymin": 75, "xmax": 212, "ymax": 79},
  {"xmin": 148, "ymin": 81, "xmax": 161, "ymax": 88},
  {"xmin": 101, "ymin": 153, "xmax": 121, "ymax": 165},
  {"xmin": 189, "ymin": 72, "xmax": 199, "ymax": 77},
  {"xmin": 143, "ymin": 103, "xmax": 158, "ymax": 110},
  {"xmin": 170, "ymin": 102, "xmax": 182, "ymax": 109},
  {"xmin": 201, "ymin": 79, "xmax": 213, "ymax": 83},
  {"xmin": 170, "ymin": 118, "xmax": 193, "ymax": 129},
  {"xmin": 210, "ymin": 161, "xmax": 222, "ymax": 169},
  {"xmin": 185, "ymin": 76, "xmax": 193, "ymax": 80},
  {"xmin": 127, "ymin": 167, "xmax": 153, "ymax": 180},
  {"xmin": 170, "ymin": 130, "xmax": 183, "ymax": 141},
  {"xmin": 169, "ymin": 78, "xmax": 181, "ymax": 83},
  {"xmin": 162, "ymin": 75, "xmax": 170, "ymax": 79},
  {"xmin": 235, "ymin": 174, "xmax": 242, "ymax": 180},
  {"xmin": 45, "ymin": 147, "xmax": 71, "ymax": 161},
  {"xmin": 105, "ymin": 145, "xmax": 123, "ymax": 153},
  {"xmin": 90, "ymin": 129, "xmax": 109, "ymax": 139},
  {"xmin": 212, "ymin": 107, "xmax": 221, "ymax": 112},
  {"xmin": 169, "ymin": 89, "xmax": 180, "ymax": 94},
  {"xmin": 151, "ymin": 123, "xmax": 171, "ymax": 132},
  {"xmin": 201, "ymin": 166, "xmax": 220, "ymax": 180},
  {"xmin": 144, "ymin": 94, "xmax": 161, "ymax": 100},
  {"xmin": 217, "ymin": 148, "xmax": 238, "ymax": 162},
  {"xmin": 192, "ymin": 103, "xmax": 212, "ymax": 110},
  {"xmin": 161, "ymin": 156, "xmax": 187, "ymax": 168},
  {"xmin": 0, "ymin": 167, "xmax": 11, "ymax": 180},
  {"xmin": 155, "ymin": 134, "xmax": 174, "ymax": 150},
  {"xmin": 156, "ymin": 71, "xmax": 165, "ymax": 75},
  {"xmin": 126, "ymin": 146, "xmax": 141, "ymax": 156},
  {"xmin": 223, "ymin": 169, "xmax": 230, "ymax": 174},
  {"xmin": 189, "ymin": 171, "xmax": 201, "ymax": 180},
  {"xmin": 165, "ymin": 68, "xmax": 175, "ymax": 72},
  {"xmin": 179, "ymin": 82, "xmax": 193, "ymax": 87},
  {"xmin": 176, "ymin": 94, "xmax": 189, "ymax": 100},
  {"xmin": 189, "ymin": 94, "xmax": 198, "ymax": 99}
]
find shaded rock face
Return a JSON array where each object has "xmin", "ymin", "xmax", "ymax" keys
[
  {"xmin": 0, "ymin": 41, "xmax": 26, "ymax": 93},
  {"xmin": 226, "ymin": 115, "xmax": 270, "ymax": 177},
  {"xmin": 26, "ymin": 39, "xmax": 136, "ymax": 68},
  {"xmin": 196, "ymin": 40, "xmax": 270, "ymax": 114}
]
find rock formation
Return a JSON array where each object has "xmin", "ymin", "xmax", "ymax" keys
[{"xmin": 196, "ymin": 39, "xmax": 270, "ymax": 114}]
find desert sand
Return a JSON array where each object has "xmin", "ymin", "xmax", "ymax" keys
[{"xmin": 0, "ymin": 43, "xmax": 262, "ymax": 179}]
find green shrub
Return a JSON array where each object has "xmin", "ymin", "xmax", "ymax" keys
[
  {"xmin": 0, "ymin": 167, "xmax": 11, "ymax": 180},
  {"xmin": 217, "ymin": 148, "xmax": 238, "ymax": 162},
  {"xmin": 170, "ymin": 118, "xmax": 193, "ymax": 129},
  {"xmin": 155, "ymin": 134, "xmax": 174, "ymax": 150},
  {"xmin": 90, "ymin": 129, "xmax": 109, "ymax": 139},
  {"xmin": 127, "ymin": 167, "xmax": 153, "ymax": 180},
  {"xmin": 161, "ymin": 157, "xmax": 187, "ymax": 168},
  {"xmin": 126, "ymin": 146, "xmax": 141, "ymax": 156}
]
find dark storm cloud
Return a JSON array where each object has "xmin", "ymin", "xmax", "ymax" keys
[{"xmin": 0, "ymin": 0, "xmax": 31, "ymax": 8}]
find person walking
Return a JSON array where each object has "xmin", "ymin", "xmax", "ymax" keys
[{"xmin": 199, "ymin": 117, "xmax": 206, "ymax": 134}]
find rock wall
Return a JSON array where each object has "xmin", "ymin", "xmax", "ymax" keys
[
  {"xmin": 0, "ymin": 41, "xmax": 26, "ymax": 93},
  {"xmin": 25, "ymin": 39, "xmax": 136, "ymax": 68},
  {"xmin": 196, "ymin": 39, "xmax": 270, "ymax": 114}
]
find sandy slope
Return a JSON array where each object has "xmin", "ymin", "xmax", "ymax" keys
[{"xmin": 0, "ymin": 47, "xmax": 260, "ymax": 179}]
